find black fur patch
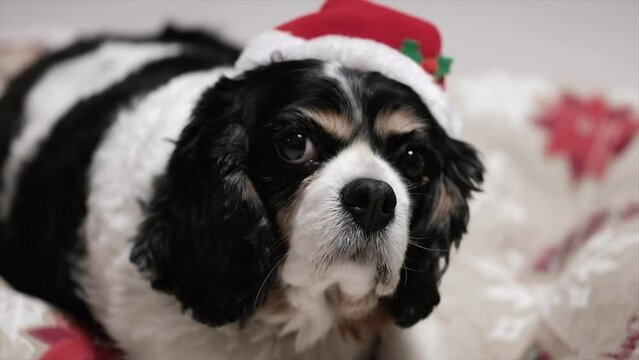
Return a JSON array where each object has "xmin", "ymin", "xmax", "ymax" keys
[
  {"xmin": 0, "ymin": 28, "xmax": 239, "ymax": 193},
  {"xmin": 156, "ymin": 25, "xmax": 240, "ymax": 59},
  {"xmin": 0, "ymin": 48, "xmax": 235, "ymax": 336},
  {"xmin": 0, "ymin": 39, "xmax": 103, "ymax": 191}
]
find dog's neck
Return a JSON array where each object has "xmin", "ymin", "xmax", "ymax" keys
[{"xmin": 248, "ymin": 282, "xmax": 392, "ymax": 354}]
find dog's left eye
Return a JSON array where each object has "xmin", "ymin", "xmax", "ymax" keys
[
  {"xmin": 396, "ymin": 145, "xmax": 440, "ymax": 184},
  {"xmin": 276, "ymin": 132, "xmax": 317, "ymax": 164},
  {"xmin": 400, "ymin": 148, "xmax": 426, "ymax": 180}
]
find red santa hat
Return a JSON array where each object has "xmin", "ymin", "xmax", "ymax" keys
[{"xmin": 236, "ymin": 0, "xmax": 460, "ymax": 136}]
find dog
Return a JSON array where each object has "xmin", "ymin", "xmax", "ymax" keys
[{"xmin": 0, "ymin": 24, "xmax": 483, "ymax": 360}]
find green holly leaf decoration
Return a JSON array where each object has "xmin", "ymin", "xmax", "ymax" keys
[
  {"xmin": 400, "ymin": 38, "xmax": 453, "ymax": 80},
  {"xmin": 435, "ymin": 55, "xmax": 453, "ymax": 80},
  {"xmin": 400, "ymin": 39, "xmax": 424, "ymax": 64}
]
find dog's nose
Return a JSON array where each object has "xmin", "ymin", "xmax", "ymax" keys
[{"xmin": 341, "ymin": 178, "xmax": 397, "ymax": 232}]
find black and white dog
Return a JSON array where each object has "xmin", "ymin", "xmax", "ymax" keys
[{"xmin": 0, "ymin": 28, "xmax": 483, "ymax": 359}]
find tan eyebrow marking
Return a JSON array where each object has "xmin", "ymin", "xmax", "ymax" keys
[
  {"xmin": 374, "ymin": 109, "xmax": 426, "ymax": 137},
  {"xmin": 301, "ymin": 109, "xmax": 354, "ymax": 139}
]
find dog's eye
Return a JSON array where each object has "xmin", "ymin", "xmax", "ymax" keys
[
  {"xmin": 276, "ymin": 132, "xmax": 317, "ymax": 164},
  {"xmin": 400, "ymin": 148, "xmax": 426, "ymax": 181}
]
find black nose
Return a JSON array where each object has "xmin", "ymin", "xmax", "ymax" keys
[{"xmin": 340, "ymin": 178, "xmax": 397, "ymax": 232}]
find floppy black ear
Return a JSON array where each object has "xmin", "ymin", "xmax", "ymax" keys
[
  {"xmin": 430, "ymin": 136, "xmax": 485, "ymax": 247},
  {"xmin": 384, "ymin": 135, "xmax": 484, "ymax": 327},
  {"xmin": 130, "ymin": 78, "xmax": 282, "ymax": 326}
]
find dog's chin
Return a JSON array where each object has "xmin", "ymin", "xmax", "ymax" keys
[
  {"xmin": 308, "ymin": 224, "xmax": 407, "ymax": 299},
  {"xmin": 281, "ymin": 231, "xmax": 405, "ymax": 300},
  {"xmin": 277, "ymin": 222, "xmax": 407, "ymax": 351}
]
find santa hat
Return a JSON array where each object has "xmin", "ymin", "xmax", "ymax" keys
[{"xmin": 236, "ymin": 0, "xmax": 460, "ymax": 136}]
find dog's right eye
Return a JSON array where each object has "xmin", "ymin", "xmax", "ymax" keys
[{"xmin": 276, "ymin": 132, "xmax": 317, "ymax": 164}]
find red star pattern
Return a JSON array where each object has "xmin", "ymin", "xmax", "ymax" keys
[
  {"xmin": 537, "ymin": 95, "xmax": 639, "ymax": 182},
  {"xmin": 28, "ymin": 315, "xmax": 122, "ymax": 360}
]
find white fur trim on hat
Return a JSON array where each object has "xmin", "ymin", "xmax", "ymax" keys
[{"xmin": 236, "ymin": 30, "xmax": 461, "ymax": 137}]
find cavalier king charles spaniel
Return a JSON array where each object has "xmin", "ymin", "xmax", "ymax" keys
[{"xmin": 0, "ymin": 28, "xmax": 483, "ymax": 359}]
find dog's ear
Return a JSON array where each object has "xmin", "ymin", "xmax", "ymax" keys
[
  {"xmin": 428, "ymin": 136, "xmax": 485, "ymax": 247},
  {"xmin": 130, "ymin": 77, "xmax": 282, "ymax": 327},
  {"xmin": 384, "ymin": 134, "xmax": 484, "ymax": 327}
]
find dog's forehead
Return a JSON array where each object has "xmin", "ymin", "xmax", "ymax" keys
[{"xmin": 300, "ymin": 62, "xmax": 427, "ymax": 141}]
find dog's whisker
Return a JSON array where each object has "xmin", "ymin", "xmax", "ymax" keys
[
  {"xmin": 408, "ymin": 235, "xmax": 436, "ymax": 241},
  {"xmin": 410, "ymin": 193, "xmax": 435, "ymax": 199},
  {"xmin": 269, "ymin": 237, "xmax": 289, "ymax": 255},
  {"xmin": 402, "ymin": 265, "xmax": 426, "ymax": 273},
  {"xmin": 253, "ymin": 254, "xmax": 288, "ymax": 313},
  {"xmin": 407, "ymin": 239, "xmax": 449, "ymax": 253}
]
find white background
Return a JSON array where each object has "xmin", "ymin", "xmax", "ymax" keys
[{"xmin": 1, "ymin": 0, "xmax": 638, "ymax": 89}]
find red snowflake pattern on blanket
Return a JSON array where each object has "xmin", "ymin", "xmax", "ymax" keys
[
  {"xmin": 27, "ymin": 316, "xmax": 122, "ymax": 360},
  {"xmin": 536, "ymin": 95, "xmax": 638, "ymax": 182},
  {"xmin": 533, "ymin": 202, "xmax": 639, "ymax": 273},
  {"xmin": 602, "ymin": 316, "xmax": 639, "ymax": 360}
]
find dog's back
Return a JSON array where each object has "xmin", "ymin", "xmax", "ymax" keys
[{"xmin": 0, "ymin": 28, "xmax": 239, "ymax": 334}]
